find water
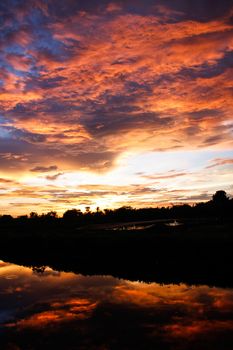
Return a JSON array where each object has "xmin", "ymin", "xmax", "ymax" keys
[
  {"xmin": 111, "ymin": 224, "xmax": 154, "ymax": 230},
  {"xmin": 0, "ymin": 260, "xmax": 233, "ymax": 349},
  {"xmin": 165, "ymin": 220, "xmax": 183, "ymax": 227}
]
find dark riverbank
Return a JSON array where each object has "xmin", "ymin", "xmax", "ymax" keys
[{"xmin": 1, "ymin": 218, "xmax": 233, "ymax": 288}]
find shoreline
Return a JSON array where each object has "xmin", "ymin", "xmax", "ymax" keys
[{"xmin": 1, "ymin": 218, "xmax": 233, "ymax": 288}]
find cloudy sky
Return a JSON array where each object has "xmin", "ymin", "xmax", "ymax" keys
[{"xmin": 0, "ymin": 0, "xmax": 233, "ymax": 215}]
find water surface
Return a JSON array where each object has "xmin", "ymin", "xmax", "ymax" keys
[{"xmin": 0, "ymin": 260, "xmax": 233, "ymax": 349}]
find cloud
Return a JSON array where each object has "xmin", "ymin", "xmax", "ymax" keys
[
  {"xmin": 46, "ymin": 172, "xmax": 63, "ymax": 180},
  {"xmin": 0, "ymin": 0, "xmax": 233, "ymax": 213},
  {"xmin": 30, "ymin": 165, "xmax": 58, "ymax": 173},
  {"xmin": 206, "ymin": 158, "xmax": 233, "ymax": 169},
  {"xmin": 0, "ymin": 178, "xmax": 15, "ymax": 184},
  {"xmin": 139, "ymin": 171, "xmax": 188, "ymax": 181},
  {"xmin": 1, "ymin": 6, "xmax": 232, "ymax": 162}
]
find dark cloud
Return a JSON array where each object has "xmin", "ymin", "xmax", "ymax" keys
[
  {"xmin": 0, "ymin": 140, "xmax": 36, "ymax": 171},
  {"xmin": 178, "ymin": 50, "xmax": 233, "ymax": 81},
  {"xmin": 46, "ymin": 172, "xmax": 63, "ymax": 180},
  {"xmin": 45, "ymin": 0, "xmax": 233, "ymax": 22},
  {"xmin": 5, "ymin": 98, "xmax": 79, "ymax": 121},
  {"xmin": 1, "ymin": 0, "xmax": 232, "ymax": 30},
  {"xmin": 24, "ymin": 75, "xmax": 68, "ymax": 91},
  {"xmin": 176, "ymin": 193, "xmax": 211, "ymax": 202},
  {"xmin": 30, "ymin": 165, "xmax": 58, "ymax": 173},
  {"xmin": 228, "ymin": 15, "xmax": 233, "ymax": 26},
  {"xmin": 81, "ymin": 111, "xmax": 173, "ymax": 137},
  {"xmin": 203, "ymin": 135, "xmax": 224, "ymax": 146},
  {"xmin": 128, "ymin": 187, "xmax": 160, "ymax": 196},
  {"xmin": 161, "ymin": 0, "xmax": 233, "ymax": 22},
  {"xmin": 187, "ymin": 109, "xmax": 222, "ymax": 121},
  {"xmin": 61, "ymin": 150, "xmax": 119, "ymax": 171},
  {"xmin": 184, "ymin": 126, "xmax": 202, "ymax": 136},
  {"xmin": 0, "ymin": 177, "xmax": 15, "ymax": 183}
]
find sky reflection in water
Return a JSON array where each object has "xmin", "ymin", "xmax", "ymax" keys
[{"xmin": 0, "ymin": 260, "xmax": 233, "ymax": 349}]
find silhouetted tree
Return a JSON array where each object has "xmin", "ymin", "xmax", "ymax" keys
[
  {"xmin": 45, "ymin": 211, "xmax": 57, "ymax": 218},
  {"xmin": 212, "ymin": 190, "xmax": 229, "ymax": 204},
  {"xmin": 63, "ymin": 209, "xmax": 82, "ymax": 221},
  {"xmin": 85, "ymin": 206, "xmax": 91, "ymax": 213},
  {"xmin": 17, "ymin": 215, "xmax": 28, "ymax": 220},
  {"xmin": 212, "ymin": 190, "xmax": 230, "ymax": 219},
  {"xmin": 30, "ymin": 212, "xmax": 39, "ymax": 219}
]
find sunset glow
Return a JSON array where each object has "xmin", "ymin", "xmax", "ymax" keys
[{"xmin": 0, "ymin": 1, "xmax": 233, "ymax": 215}]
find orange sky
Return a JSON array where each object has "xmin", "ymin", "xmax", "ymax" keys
[{"xmin": 0, "ymin": 1, "xmax": 233, "ymax": 215}]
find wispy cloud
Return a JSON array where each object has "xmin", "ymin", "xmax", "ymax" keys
[{"xmin": 206, "ymin": 158, "xmax": 233, "ymax": 169}]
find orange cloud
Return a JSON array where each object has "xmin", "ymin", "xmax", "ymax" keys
[
  {"xmin": 7, "ymin": 298, "xmax": 98, "ymax": 329},
  {"xmin": 0, "ymin": 1, "xmax": 233, "ymax": 213},
  {"xmin": 164, "ymin": 320, "xmax": 233, "ymax": 338}
]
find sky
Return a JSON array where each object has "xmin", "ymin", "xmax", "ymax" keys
[{"xmin": 0, "ymin": 0, "xmax": 233, "ymax": 215}]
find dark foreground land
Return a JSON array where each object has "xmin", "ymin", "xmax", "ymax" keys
[{"xmin": 1, "ymin": 218, "xmax": 233, "ymax": 288}]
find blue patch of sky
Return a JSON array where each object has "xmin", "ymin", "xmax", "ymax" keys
[
  {"xmin": 0, "ymin": 7, "xmax": 63, "ymax": 61},
  {"xmin": 27, "ymin": 8, "xmax": 67, "ymax": 55},
  {"xmin": 5, "ymin": 45, "xmax": 28, "ymax": 55},
  {"xmin": 0, "ymin": 126, "xmax": 11, "ymax": 139},
  {"xmin": 128, "ymin": 149, "xmax": 233, "ymax": 175},
  {"xmin": 0, "ymin": 116, "xmax": 9, "ymax": 125},
  {"xmin": 0, "ymin": 61, "xmax": 28, "ymax": 78}
]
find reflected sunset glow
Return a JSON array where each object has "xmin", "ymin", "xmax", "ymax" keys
[{"xmin": 1, "ymin": 261, "xmax": 233, "ymax": 349}]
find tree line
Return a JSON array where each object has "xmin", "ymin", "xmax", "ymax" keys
[{"xmin": 0, "ymin": 190, "xmax": 232, "ymax": 228}]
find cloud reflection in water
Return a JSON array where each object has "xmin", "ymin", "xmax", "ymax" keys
[{"xmin": 0, "ymin": 262, "xmax": 233, "ymax": 349}]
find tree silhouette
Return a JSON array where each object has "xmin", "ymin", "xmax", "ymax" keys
[
  {"xmin": 45, "ymin": 211, "xmax": 57, "ymax": 218},
  {"xmin": 30, "ymin": 212, "xmax": 39, "ymax": 219},
  {"xmin": 212, "ymin": 190, "xmax": 229, "ymax": 204},
  {"xmin": 212, "ymin": 190, "xmax": 230, "ymax": 219},
  {"xmin": 63, "ymin": 209, "xmax": 82, "ymax": 221}
]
